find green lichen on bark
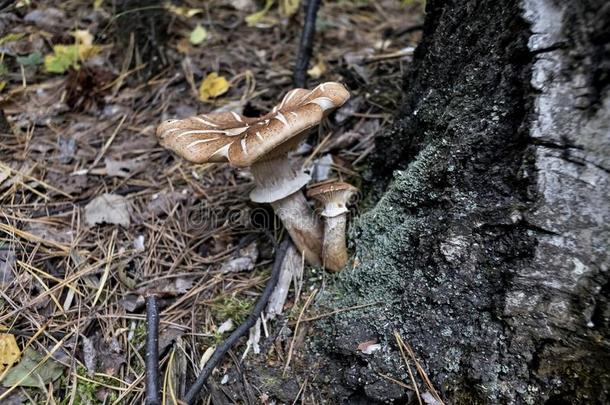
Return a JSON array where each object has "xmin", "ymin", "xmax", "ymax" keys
[
  {"xmin": 306, "ymin": 0, "xmax": 610, "ymax": 403},
  {"xmin": 329, "ymin": 141, "xmax": 446, "ymax": 308}
]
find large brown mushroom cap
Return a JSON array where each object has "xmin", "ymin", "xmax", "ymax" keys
[
  {"xmin": 307, "ymin": 181, "xmax": 358, "ymax": 217},
  {"xmin": 156, "ymin": 82, "xmax": 350, "ymax": 168}
]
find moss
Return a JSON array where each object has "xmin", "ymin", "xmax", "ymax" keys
[
  {"xmin": 210, "ymin": 295, "xmax": 254, "ymax": 325},
  {"xmin": 131, "ymin": 323, "xmax": 147, "ymax": 349},
  {"xmin": 59, "ymin": 366, "xmax": 119, "ymax": 404},
  {"xmin": 325, "ymin": 141, "xmax": 447, "ymax": 313}
]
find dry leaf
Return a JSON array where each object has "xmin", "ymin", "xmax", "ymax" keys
[
  {"xmin": 133, "ymin": 235, "xmax": 145, "ymax": 252},
  {"xmin": 164, "ymin": 2, "xmax": 203, "ymax": 17},
  {"xmin": 230, "ymin": 0, "xmax": 256, "ymax": 11},
  {"xmin": 422, "ymin": 392, "xmax": 443, "ymax": 405},
  {"xmin": 84, "ymin": 193, "xmax": 131, "ymax": 227},
  {"xmin": 146, "ymin": 190, "xmax": 188, "ymax": 217},
  {"xmin": 25, "ymin": 222, "xmax": 72, "ymax": 245},
  {"xmin": 72, "ymin": 30, "xmax": 93, "ymax": 48},
  {"xmin": 81, "ymin": 333, "xmax": 125, "ymax": 375},
  {"xmin": 159, "ymin": 328, "xmax": 184, "ymax": 354},
  {"xmin": 279, "ymin": 0, "xmax": 300, "ymax": 17},
  {"xmin": 23, "ymin": 8, "xmax": 66, "ymax": 31},
  {"xmin": 220, "ymin": 242, "xmax": 258, "ymax": 273},
  {"xmin": 199, "ymin": 346, "xmax": 216, "ymax": 369},
  {"xmin": 198, "ymin": 73, "xmax": 230, "ymax": 101},
  {"xmin": 0, "ymin": 247, "xmax": 16, "ymax": 288},
  {"xmin": 81, "ymin": 336, "xmax": 96, "ymax": 375},
  {"xmin": 104, "ymin": 157, "xmax": 145, "ymax": 178},
  {"xmin": 0, "ymin": 32, "xmax": 26, "ymax": 46},
  {"xmin": 245, "ymin": 0, "xmax": 275, "ymax": 26},
  {"xmin": 44, "ymin": 30, "xmax": 102, "ymax": 74},
  {"xmin": 217, "ymin": 319, "xmax": 234, "ymax": 334},
  {"xmin": 0, "ymin": 333, "xmax": 20, "ymax": 373},
  {"xmin": 2, "ymin": 347, "xmax": 64, "ymax": 388},
  {"xmin": 357, "ymin": 340, "xmax": 381, "ymax": 354},
  {"xmin": 176, "ymin": 38, "xmax": 191, "ymax": 54},
  {"xmin": 307, "ymin": 59, "xmax": 327, "ymax": 79}
]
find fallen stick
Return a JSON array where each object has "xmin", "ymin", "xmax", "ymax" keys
[
  {"xmin": 145, "ymin": 294, "xmax": 160, "ymax": 405},
  {"xmin": 182, "ymin": 239, "xmax": 290, "ymax": 405},
  {"xmin": 293, "ymin": 0, "xmax": 322, "ymax": 88}
]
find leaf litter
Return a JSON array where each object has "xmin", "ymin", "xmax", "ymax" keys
[{"xmin": 0, "ymin": 0, "xmax": 423, "ymax": 402}]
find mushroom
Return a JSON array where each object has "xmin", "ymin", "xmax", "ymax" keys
[
  {"xmin": 307, "ymin": 181, "xmax": 358, "ymax": 272},
  {"xmin": 156, "ymin": 82, "xmax": 350, "ymax": 266}
]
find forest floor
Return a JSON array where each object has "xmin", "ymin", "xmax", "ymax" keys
[{"xmin": 0, "ymin": 1, "xmax": 422, "ymax": 403}]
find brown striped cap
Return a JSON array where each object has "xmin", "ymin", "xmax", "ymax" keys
[
  {"xmin": 156, "ymin": 82, "xmax": 350, "ymax": 168},
  {"xmin": 307, "ymin": 181, "xmax": 358, "ymax": 217}
]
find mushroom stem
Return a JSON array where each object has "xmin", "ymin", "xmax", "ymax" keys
[
  {"xmin": 321, "ymin": 214, "xmax": 348, "ymax": 272},
  {"xmin": 250, "ymin": 156, "xmax": 323, "ymax": 266},
  {"xmin": 271, "ymin": 193, "xmax": 322, "ymax": 266}
]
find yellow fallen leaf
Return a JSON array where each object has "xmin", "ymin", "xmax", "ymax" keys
[
  {"xmin": 0, "ymin": 333, "xmax": 20, "ymax": 374},
  {"xmin": 165, "ymin": 2, "xmax": 203, "ymax": 17},
  {"xmin": 0, "ymin": 81, "xmax": 6, "ymax": 92},
  {"xmin": 0, "ymin": 32, "xmax": 26, "ymax": 46},
  {"xmin": 44, "ymin": 30, "xmax": 102, "ymax": 74},
  {"xmin": 72, "ymin": 30, "xmax": 93, "ymax": 47},
  {"xmin": 279, "ymin": 0, "xmax": 300, "ymax": 17},
  {"xmin": 307, "ymin": 59, "xmax": 327, "ymax": 79},
  {"xmin": 44, "ymin": 45, "xmax": 79, "ymax": 73},
  {"xmin": 94, "ymin": 0, "xmax": 103, "ymax": 10},
  {"xmin": 198, "ymin": 73, "xmax": 230, "ymax": 102},
  {"xmin": 246, "ymin": 0, "xmax": 275, "ymax": 26},
  {"xmin": 189, "ymin": 25, "xmax": 208, "ymax": 45}
]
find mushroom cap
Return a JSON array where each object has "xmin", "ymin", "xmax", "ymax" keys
[
  {"xmin": 156, "ymin": 82, "xmax": 350, "ymax": 168},
  {"xmin": 307, "ymin": 181, "xmax": 358, "ymax": 217}
]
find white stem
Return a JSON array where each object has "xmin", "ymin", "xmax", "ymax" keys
[
  {"xmin": 322, "ymin": 214, "xmax": 348, "ymax": 272},
  {"xmin": 271, "ymin": 192, "xmax": 322, "ymax": 266},
  {"xmin": 250, "ymin": 155, "xmax": 323, "ymax": 266}
]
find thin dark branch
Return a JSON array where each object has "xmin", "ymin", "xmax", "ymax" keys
[
  {"xmin": 145, "ymin": 294, "xmax": 161, "ymax": 405},
  {"xmin": 293, "ymin": 0, "xmax": 322, "ymax": 88},
  {"xmin": 182, "ymin": 239, "xmax": 290, "ymax": 405}
]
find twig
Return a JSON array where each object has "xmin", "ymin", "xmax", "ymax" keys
[
  {"xmin": 291, "ymin": 300, "xmax": 381, "ymax": 324},
  {"xmin": 283, "ymin": 288, "xmax": 318, "ymax": 377},
  {"xmin": 182, "ymin": 239, "xmax": 290, "ymax": 405},
  {"xmin": 394, "ymin": 330, "xmax": 422, "ymax": 405},
  {"xmin": 293, "ymin": 0, "xmax": 322, "ymax": 88},
  {"xmin": 145, "ymin": 294, "xmax": 161, "ymax": 405},
  {"xmin": 403, "ymin": 339, "xmax": 445, "ymax": 404}
]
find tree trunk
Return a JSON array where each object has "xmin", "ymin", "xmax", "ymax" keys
[{"xmin": 311, "ymin": 0, "xmax": 610, "ymax": 403}]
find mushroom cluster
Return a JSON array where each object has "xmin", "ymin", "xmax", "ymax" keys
[
  {"xmin": 156, "ymin": 82, "xmax": 357, "ymax": 272},
  {"xmin": 307, "ymin": 181, "xmax": 358, "ymax": 272}
]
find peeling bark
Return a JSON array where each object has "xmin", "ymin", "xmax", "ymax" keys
[{"xmin": 309, "ymin": 0, "xmax": 610, "ymax": 403}]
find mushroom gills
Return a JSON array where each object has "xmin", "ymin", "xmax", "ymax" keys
[
  {"xmin": 249, "ymin": 155, "xmax": 323, "ymax": 265},
  {"xmin": 249, "ymin": 156, "xmax": 311, "ymax": 203}
]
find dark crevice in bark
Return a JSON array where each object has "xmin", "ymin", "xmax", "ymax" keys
[{"xmin": 301, "ymin": 0, "xmax": 610, "ymax": 403}]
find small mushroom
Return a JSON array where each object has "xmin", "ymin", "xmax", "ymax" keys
[
  {"xmin": 157, "ymin": 82, "xmax": 350, "ymax": 266},
  {"xmin": 307, "ymin": 181, "xmax": 358, "ymax": 272}
]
